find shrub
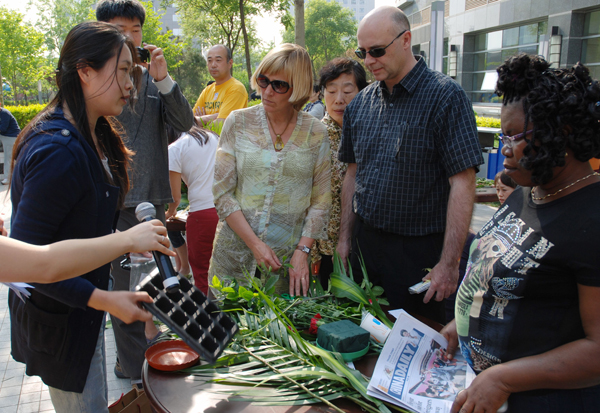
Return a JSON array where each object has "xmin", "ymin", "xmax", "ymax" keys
[
  {"xmin": 4, "ymin": 104, "xmax": 45, "ymax": 130},
  {"xmin": 476, "ymin": 116, "xmax": 501, "ymax": 128}
]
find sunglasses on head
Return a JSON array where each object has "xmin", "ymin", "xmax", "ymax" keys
[
  {"xmin": 256, "ymin": 74, "xmax": 291, "ymax": 94},
  {"xmin": 355, "ymin": 29, "xmax": 408, "ymax": 60}
]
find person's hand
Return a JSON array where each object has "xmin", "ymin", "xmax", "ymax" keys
[
  {"xmin": 198, "ymin": 113, "xmax": 219, "ymax": 126},
  {"xmin": 143, "ymin": 44, "xmax": 168, "ymax": 82},
  {"xmin": 440, "ymin": 319, "xmax": 459, "ymax": 359},
  {"xmin": 289, "ymin": 250, "xmax": 310, "ymax": 297},
  {"xmin": 194, "ymin": 106, "xmax": 207, "ymax": 117},
  {"xmin": 251, "ymin": 240, "xmax": 281, "ymax": 272},
  {"xmin": 0, "ymin": 215, "xmax": 6, "ymax": 237},
  {"xmin": 123, "ymin": 220, "xmax": 175, "ymax": 256},
  {"xmin": 451, "ymin": 365, "xmax": 511, "ymax": 413},
  {"xmin": 423, "ymin": 260, "xmax": 459, "ymax": 303},
  {"xmin": 88, "ymin": 289, "xmax": 153, "ymax": 324},
  {"xmin": 335, "ymin": 239, "xmax": 351, "ymax": 271},
  {"xmin": 165, "ymin": 203, "xmax": 177, "ymax": 220}
]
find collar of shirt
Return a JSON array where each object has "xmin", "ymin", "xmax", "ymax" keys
[{"xmin": 375, "ymin": 55, "xmax": 427, "ymax": 99}]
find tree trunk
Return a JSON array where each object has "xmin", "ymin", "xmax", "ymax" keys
[
  {"xmin": 294, "ymin": 0, "xmax": 305, "ymax": 48},
  {"xmin": 239, "ymin": 0, "xmax": 252, "ymax": 81}
]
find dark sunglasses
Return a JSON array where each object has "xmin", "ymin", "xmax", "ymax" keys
[
  {"xmin": 256, "ymin": 74, "xmax": 291, "ymax": 94},
  {"xmin": 355, "ymin": 29, "xmax": 408, "ymax": 59}
]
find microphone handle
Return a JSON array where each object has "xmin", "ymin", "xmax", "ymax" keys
[
  {"xmin": 152, "ymin": 250, "xmax": 180, "ymax": 291},
  {"xmin": 138, "ymin": 214, "xmax": 180, "ymax": 291}
]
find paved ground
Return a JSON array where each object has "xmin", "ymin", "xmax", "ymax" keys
[{"xmin": 0, "ymin": 183, "xmax": 497, "ymax": 412}]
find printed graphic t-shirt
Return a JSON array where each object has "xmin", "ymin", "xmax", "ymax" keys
[{"xmin": 455, "ymin": 183, "xmax": 600, "ymax": 373}]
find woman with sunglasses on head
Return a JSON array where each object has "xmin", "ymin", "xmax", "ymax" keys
[
  {"xmin": 311, "ymin": 58, "xmax": 367, "ymax": 287},
  {"xmin": 209, "ymin": 43, "xmax": 331, "ymax": 297},
  {"xmin": 8, "ymin": 21, "xmax": 153, "ymax": 412},
  {"xmin": 441, "ymin": 54, "xmax": 600, "ymax": 413}
]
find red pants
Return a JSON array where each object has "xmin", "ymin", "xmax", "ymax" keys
[{"xmin": 186, "ymin": 208, "xmax": 218, "ymax": 294}]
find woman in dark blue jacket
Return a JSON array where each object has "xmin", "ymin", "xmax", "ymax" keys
[{"xmin": 9, "ymin": 22, "xmax": 152, "ymax": 412}]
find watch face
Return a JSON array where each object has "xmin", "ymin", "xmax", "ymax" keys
[{"xmin": 298, "ymin": 245, "xmax": 310, "ymax": 254}]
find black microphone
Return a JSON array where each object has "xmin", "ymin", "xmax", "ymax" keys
[{"xmin": 135, "ymin": 202, "xmax": 180, "ymax": 293}]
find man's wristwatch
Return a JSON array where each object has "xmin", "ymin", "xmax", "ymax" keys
[{"xmin": 296, "ymin": 245, "xmax": 311, "ymax": 254}]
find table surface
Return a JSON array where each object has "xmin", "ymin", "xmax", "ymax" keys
[
  {"xmin": 142, "ymin": 314, "xmax": 443, "ymax": 413},
  {"xmin": 142, "ymin": 359, "xmax": 375, "ymax": 413}
]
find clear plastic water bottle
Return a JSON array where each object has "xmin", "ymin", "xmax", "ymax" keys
[{"xmin": 129, "ymin": 253, "xmax": 157, "ymax": 291}]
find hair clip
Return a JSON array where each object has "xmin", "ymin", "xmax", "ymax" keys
[{"xmin": 596, "ymin": 101, "xmax": 600, "ymax": 107}]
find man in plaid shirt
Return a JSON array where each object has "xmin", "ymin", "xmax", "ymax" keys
[{"xmin": 337, "ymin": 6, "xmax": 483, "ymax": 323}]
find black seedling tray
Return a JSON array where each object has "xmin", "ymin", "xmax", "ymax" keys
[{"xmin": 137, "ymin": 270, "xmax": 238, "ymax": 363}]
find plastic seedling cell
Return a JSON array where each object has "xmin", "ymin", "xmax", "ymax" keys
[
  {"xmin": 181, "ymin": 300, "xmax": 196, "ymax": 315},
  {"xmin": 171, "ymin": 309, "xmax": 187, "ymax": 327},
  {"xmin": 205, "ymin": 302, "xmax": 220, "ymax": 317},
  {"xmin": 219, "ymin": 316, "xmax": 235, "ymax": 330},
  {"xmin": 211, "ymin": 325, "xmax": 226, "ymax": 341},
  {"xmin": 178, "ymin": 277, "xmax": 193, "ymax": 293},
  {"xmin": 141, "ymin": 284, "xmax": 159, "ymax": 299},
  {"xmin": 167, "ymin": 289, "xmax": 184, "ymax": 302},
  {"xmin": 196, "ymin": 312, "xmax": 212, "ymax": 329},
  {"xmin": 186, "ymin": 323, "xmax": 203, "ymax": 340},
  {"xmin": 201, "ymin": 336, "xmax": 218, "ymax": 353},
  {"xmin": 190, "ymin": 291, "xmax": 206, "ymax": 306},
  {"xmin": 155, "ymin": 297, "xmax": 174, "ymax": 313},
  {"xmin": 150, "ymin": 275, "xmax": 165, "ymax": 290}
]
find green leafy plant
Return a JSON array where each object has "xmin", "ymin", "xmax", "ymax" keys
[
  {"xmin": 187, "ymin": 272, "xmax": 401, "ymax": 413},
  {"xmin": 330, "ymin": 253, "xmax": 393, "ymax": 329}
]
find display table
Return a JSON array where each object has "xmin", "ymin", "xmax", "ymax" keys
[
  {"xmin": 142, "ymin": 315, "xmax": 443, "ymax": 412},
  {"xmin": 142, "ymin": 358, "xmax": 374, "ymax": 413}
]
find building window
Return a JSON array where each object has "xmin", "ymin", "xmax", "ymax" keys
[
  {"xmin": 172, "ymin": 28, "xmax": 183, "ymax": 36},
  {"xmin": 359, "ymin": 7, "xmax": 364, "ymax": 13},
  {"xmin": 468, "ymin": 21, "xmax": 547, "ymax": 103},
  {"xmin": 443, "ymin": 38, "xmax": 449, "ymax": 75},
  {"xmin": 351, "ymin": 0, "xmax": 356, "ymax": 4},
  {"xmin": 582, "ymin": 10, "xmax": 600, "ymax": 80}
]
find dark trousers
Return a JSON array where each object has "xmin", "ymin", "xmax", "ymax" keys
[
  {"xmin": 349, "ymin": 218, "xmax": 446, "ymax": 324},
  {"xmin": 110, "ymin": 205, "xmax": 165, "ymax": 380}
]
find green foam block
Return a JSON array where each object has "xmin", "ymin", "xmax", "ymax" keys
[{"xmin": 317, "ymin": 320, "xmax": 369, "ymax": 354}]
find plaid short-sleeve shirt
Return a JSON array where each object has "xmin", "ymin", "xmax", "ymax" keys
[{"xmin": 339, "ymin": 57, "xmax": 483, "ymax": 236}]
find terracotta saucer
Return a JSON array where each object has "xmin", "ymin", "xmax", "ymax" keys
[{"xmin": 145, "ymin": 340, "xmax": 199, "ymax": 372}]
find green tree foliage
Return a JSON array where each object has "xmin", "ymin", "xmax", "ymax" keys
[
  {"xmin": 0, "ymin": 7, "xmax": 50, "ymax": 105},
  {"xmin": 29, "ymin": 0, "xmax": 95, "ymax": 56},
  {"xmin": 171, "ymin": 47, "xmax": 210, "ymax": 105},
  {"xmin": 136, "ymin": 0, "xmax": 185, "ymax": 72},
  {"xmin": 283, "ymin": 0, "xmax": 357, "ymax": 76},
  {"xmin": 169, "ymin": 0, "xmax": 288, "ymax": 81}
]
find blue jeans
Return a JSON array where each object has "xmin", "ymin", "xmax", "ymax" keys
[{"xmin": 47, "ymin": 319, "xmax": 107, "ymax": 412}]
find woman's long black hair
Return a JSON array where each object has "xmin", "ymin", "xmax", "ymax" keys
[
  {"xmin": 11, "ymin": 21, "xmax": 140, "ymax": 208},
  {"xmin": 495, "ymin": 53, "xmax": 600, "ymax": 185},
  {"xmin": 166, "ymin": 117, "xmax": 212, "ymax": 147}
]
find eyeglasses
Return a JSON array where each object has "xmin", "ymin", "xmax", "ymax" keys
[
  {"xmin": 355, "ymin": 30, "xmax": 408, "ymax": 59},
  {"xmin": 499, "ymin": 129, "xmax": 533, "ymax": 149},
  {"xmin": 256, "ymin": 74, "xmax": 291, "ymax": 94}
]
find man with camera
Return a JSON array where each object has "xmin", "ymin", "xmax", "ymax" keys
[{"xmin": 96, "ymin": 0, "xmax": 194, "ymax": 388}]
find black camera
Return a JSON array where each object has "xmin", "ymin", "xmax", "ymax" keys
[{"xmin": 136, "ymin": 46, "xmax": 150, "ymax": 63}]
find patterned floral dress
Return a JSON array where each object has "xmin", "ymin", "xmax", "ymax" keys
[
  {"xmin": 311, "ymin": 114, "xmax": 348, "ymax": 263},
  {"xmin": 209, "ymin": 104, "xmax": 331, "ymax": 293}
]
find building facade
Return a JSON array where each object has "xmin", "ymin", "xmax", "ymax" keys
[
  {"xmin": 333, "ymin": 0, "xmax": 376, "ymax": 22},
  {"xmin": 396, "ymin": 0, "xmax": 600, "ymax": 114}
]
